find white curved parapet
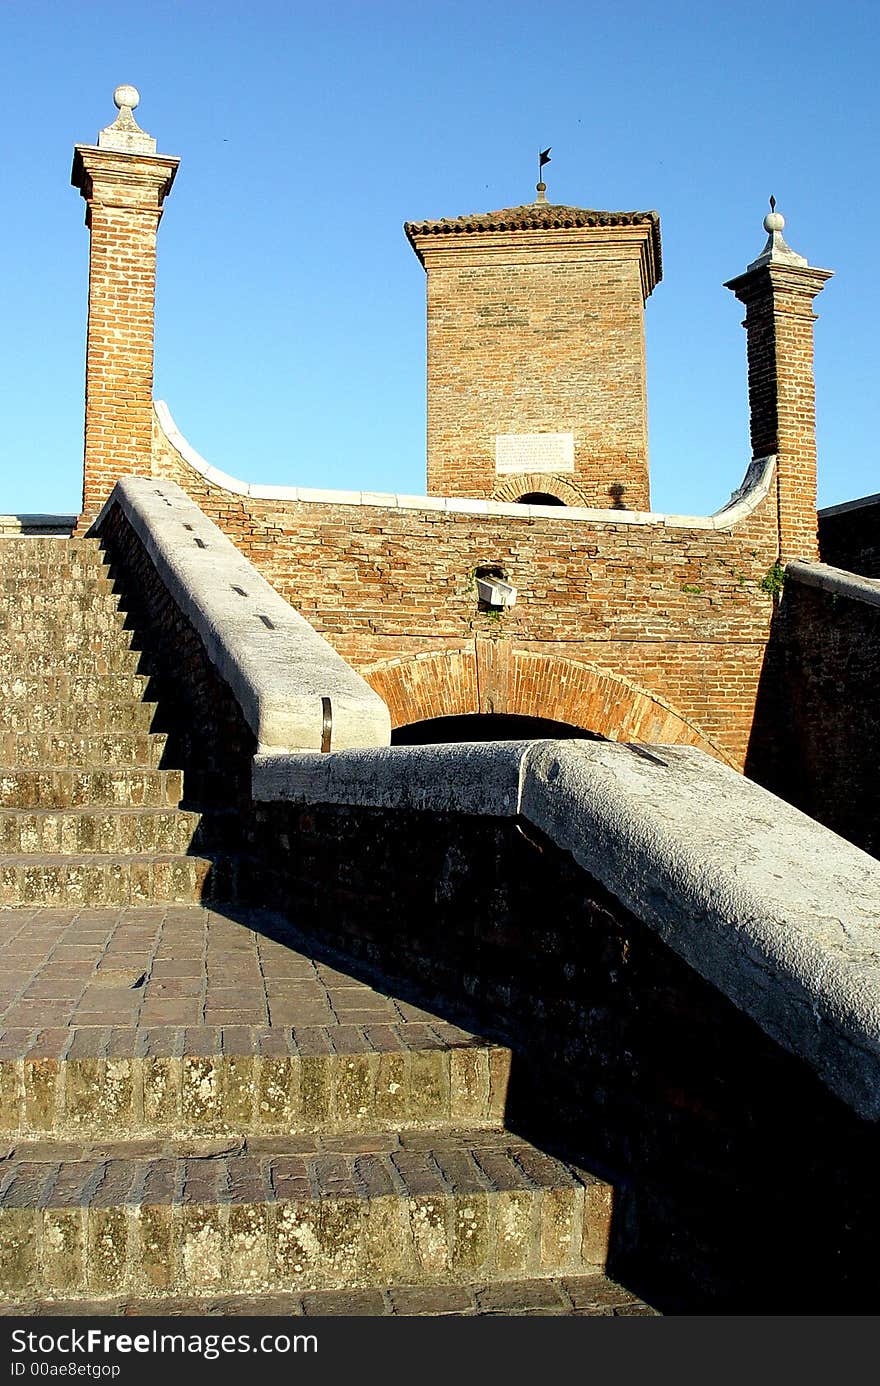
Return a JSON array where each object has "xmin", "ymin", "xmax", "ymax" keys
[
  {"xmin": 253, "ymin": 738, "xmax": 880, "ymax": 1121},
  {"xmin": 94, "ymin": 477, "xmax": 392, "ymax": 754},
  {"xmin": 155, "ymin": 401, "xmax": 776, "ymax": 532}
]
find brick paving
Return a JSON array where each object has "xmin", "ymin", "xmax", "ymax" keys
[
  {"xmin": 0, "ymin": 904, "xmax": 440, "ymax": 1035},
  {"xmin": 0, "ymin": 1274, "xmax": 659, "ymax": 1316}
]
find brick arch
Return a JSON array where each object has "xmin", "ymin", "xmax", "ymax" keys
[
  {"xmin": 490, "ymin": 474, "xmax": 589, "ymax": 506},
  {"xmin": 364, "ymin": 650, "xmax": 479, "ymax": 728},
  {"xmin": 362, "ymin": 647, "xmax": 736, "ymax": 765}
]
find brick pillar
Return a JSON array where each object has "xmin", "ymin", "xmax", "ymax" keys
[
  {"xmin": 71, "ymin": 86, "xmax": 179, "ymax": 526},
  {"xmin": 725, "ymin": 205, "xmax": 832, "ymax": 561}
]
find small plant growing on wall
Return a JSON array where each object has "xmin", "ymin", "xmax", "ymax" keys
[{"xmin": 759, "ymin": 561, "xmax": 786, "ymax": 598}]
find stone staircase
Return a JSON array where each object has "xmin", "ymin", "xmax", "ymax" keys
[
  {"xmin": 0, "ymin": 536, "xmax": 236, "ymax": 909},
  {"xmin": 0, "ymin": 535, "xmax": 649, "ymax": 1313}
]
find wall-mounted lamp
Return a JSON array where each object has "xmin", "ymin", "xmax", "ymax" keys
[{"xmin": 477, "ymin": 577, "xmax": 517, "ymax": 609}]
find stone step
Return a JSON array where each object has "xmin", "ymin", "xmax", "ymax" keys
[
  {"xmin": 0, "ymin": 730, "xmax": 169, "ymax": 769},
  {"xmin": 0, "ymin": 904, "xmax": 508, "ymax": 1138},
  {"xmin": 0, "ymin": 1273, "xmax": 658, "ymax": 1317},
  {"xmin": 0, "ymin": 609, "xmax": 128, "ymax": 637},
  {"xmin": 0, "ymin": 699, "xmax": 158, "ymax": 734},
  {"xmin": 0, "ymin": 673, "xmax": 152, "ymax": 706},
  {"xmin": 0, "ymin": 1022, "xmax": 509, "ymax": 1141},
  {"xmin": 0, "ymin": 645, "xmax": 148, "ymax": 677},
  {"xmin": 0, "ymin": 538, "xmax": 103, "ymax": 563},
  {"xmin": 0, "ymin": 853, "xmax": 231, "ymax": 907},
  {"xmin": 0, "ymin": 1131, "xmax": 612, "ymax": 1301},
  {"xmin": 0, "ymin": 1269, "xmax": 656, "ymax": 1313},
  {"xmin": 0, "ymin": 767, "xmax": 183, "ymax": 808},
  {"xmin": 0, "ymin": 575, "xmax": 114, "ymax": 598},
  {"xmin": 0, "ymin": 590, "xmax": 122, "ymax": 616},
  {"xmin": 0, "ymin": 805, "xmax": 201, "ymax": 855},
  {"xmin": 0, "ymin": 564, "xmax": 112, "ymax": 587}
]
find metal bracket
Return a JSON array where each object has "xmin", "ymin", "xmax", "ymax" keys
[{"xmin": 321, "ymin": 697, "xmax": 332, "ymax": 753}]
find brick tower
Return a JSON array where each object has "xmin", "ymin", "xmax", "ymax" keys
[
  {"xmin": 71, "ymin": 86, "xmax": 178, "ymax": 525},
  {"xmin": 405, "ymin": 180, "xmax": 661, "ymax": 510},
  {"xmin": 725, "ymin": 202, "xmax": 833, "ymax": 561}
]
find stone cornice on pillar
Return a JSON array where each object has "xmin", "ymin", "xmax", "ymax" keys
[
  {"xmin": 724, "ymin": 260, "xmax": 833, "ymax": 310},
  {"xmin": 71, "ymin": 145, "xmax": 179, "ymax": 223}
]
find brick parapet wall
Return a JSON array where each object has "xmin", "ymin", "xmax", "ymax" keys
[
  {"xmin": 244, "ymin": 796, "xmax": 880, "ymax": 1310},
  {"xmin": 152, "ymin": 414, "xmax": 779, "ymax": 766},
  {"xmin": 747, "ymin": 566, "xmax": 880, "ymax": 856}
]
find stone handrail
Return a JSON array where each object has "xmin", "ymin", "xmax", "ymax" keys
[
  {"xmin": 93, "ymin": 477, "xmax": 392, "ymax": 754},
  {"xmin": 787, "ymin": 559, "xmax": 880, "ymax": 610},
  {"xmin": 253, "ymin": 738, "xmax": 880, "ymax": 1120}
]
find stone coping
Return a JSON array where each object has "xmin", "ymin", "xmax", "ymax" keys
[
  {"xmin": 92, "ymin": 477, "xmax": 391, "ymax": 754},
  {"xmin": 818, "ymin": 492, "xmax": 880, "ymax": 519},
  {"xmin": 787, "ymin": 560, "xmax": 880, "ymax": 610},
  {"xmin": 253, "ymin": 740, "xmax": 880, "ymax": 1121},
  {"xmin": 155, "ymin": 402, "xmax": 775, "ymax": 532},
  {"xmin": 0, "ymin": 516, "xmax": 77, "ymax": 536}
]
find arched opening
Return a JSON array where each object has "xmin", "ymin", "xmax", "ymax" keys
[
  {"xmin": 491, "ymin": 474, "xmax": 588, "ymax": 506},
  {"xmin": 392, "ymin": 713, "xmax": 605, "ymax": 745},
  {"xmin": 363, "ymin": 648, "xmax": 736, "ymax": 766},
  {"xmin": 516, "ymin": 492, "xmax": 566, "ymax": 506}
]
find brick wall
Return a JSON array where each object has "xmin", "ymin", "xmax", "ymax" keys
[
  {"xmin": 408, "ymin": 220, "xmax": 657, "ymax": 509},
  {"xmin": 746, "ymin": 571, "xmax": 880, "ymax": 857},
  {"xmin": 153, "ymin": 418, "xmax": 780, "ymax": 767}
]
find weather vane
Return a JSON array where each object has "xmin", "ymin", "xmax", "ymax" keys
[{"xmin": 536, "ymin": 147, "xmax": 551, "ymax": 202}]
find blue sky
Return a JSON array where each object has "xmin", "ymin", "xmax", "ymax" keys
[{"xmin": 1, "ymin": 0, "xmax": 877, "ymax": 516}]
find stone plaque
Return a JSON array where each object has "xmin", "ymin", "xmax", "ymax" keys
[{"xmin": 495, "ymin": 433, "xmax": 575, "ymax": 475}]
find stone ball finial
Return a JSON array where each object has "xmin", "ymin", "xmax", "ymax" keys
[
  {"xmin": 764, "ymin": 195, "xmax": 785, "ymax": 234},
  {"xmin": 113, "ymin": 84, "xmax": 140, "ymax": 112}
]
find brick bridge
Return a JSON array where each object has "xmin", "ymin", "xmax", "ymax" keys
[{"xmin": 1, "ymin": 87, "xmax": 879, "ymax": 1318}]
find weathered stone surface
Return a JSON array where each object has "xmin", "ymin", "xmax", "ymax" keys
[
  {"xmin": 0, "ymin": 1133, "xmax": 605, "ymax": 1298},
  {"xmin": 94, "ymin": 479, "xmax": 392, "ymax": 754}
]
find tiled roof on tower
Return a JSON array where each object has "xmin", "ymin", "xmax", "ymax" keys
[{"xmin": 405, "ymin": 203, "xmax": 662, "ymax": 282}]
